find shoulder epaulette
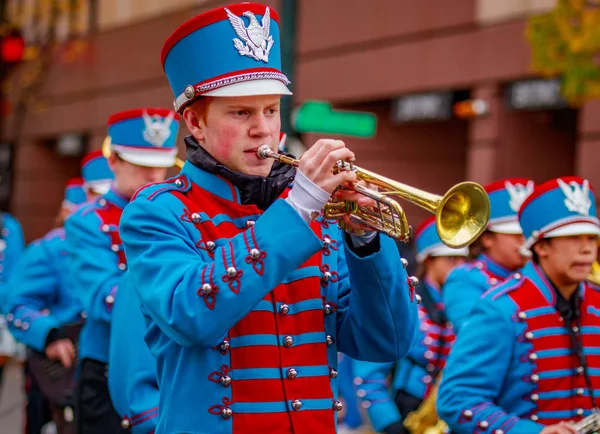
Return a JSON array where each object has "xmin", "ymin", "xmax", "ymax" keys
[
  {"xmin": 483, "ymin": 272, "xmax": 526, "ymax": 301},
  {"xmin": 132, "ymin": 175, "xmax": 191, "ymax": 202}
]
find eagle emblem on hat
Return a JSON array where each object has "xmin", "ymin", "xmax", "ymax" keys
[
  {"xmin": 557, "ymin": 178, "xmax": 592, "ymax": 216},
  {"xmin": 225, "ymin": 7, "xmax": 274, "ymax": 63},
  {"xmin": 506, "ymin": 180, "xmax": 535, "ymax": 212},
  {"xmin": 142, "ymin": 111, "xmax": 174, "ymax": 148}
]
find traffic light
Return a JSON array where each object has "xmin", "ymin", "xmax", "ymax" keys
[
  {"xmin": 1, "ymin": 29, "xmax": 25, "ymax": 67},
  {"xmin": 291, "ymin": 101, "xmax": 377, "ymax": 138}
]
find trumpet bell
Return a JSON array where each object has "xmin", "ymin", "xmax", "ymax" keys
[{"xmin": 436, "ymin": 182, "xmax": 491, "ymax": 249}]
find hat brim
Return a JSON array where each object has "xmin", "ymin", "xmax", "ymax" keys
[
  {"xmin": 203, "ymin": 79, "xmax": 293, "ymax": 97},
  {"xmin": 416, "ymin": 245, "xmax": 469, "ymax": 263},
  {"xmin": 488, "ymin": 220, "xmax": 523, "ymax": 235},
  {"xmin": 114, "ymin": 148, "xmax": 177, "ymax": 168},
  {"xmin": 544, "ymin": 222, "xmax": 600, "ymax": 239},
  {"xmin": 86, "ymin": 181, "xmax": 112, "ymax": 195}
]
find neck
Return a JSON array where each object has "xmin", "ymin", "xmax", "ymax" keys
[
  {"xmin": 484, "ymin": 250, "xmax": 515, "ymax": 272},
  {"xmin": 424, "ymin": 271, "xmax": 442, "ymax": 289},
  {"xmin": 538, "ymin": 261, "xmax": 579, "ymax": 300},
  {"xmin": 111, "ymin": 183, "xmax": 131, "ymax": 201}
]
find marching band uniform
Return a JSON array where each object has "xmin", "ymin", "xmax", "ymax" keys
[
  {"xmin": 4, "ymin": 179, "xmax": 87, "ymax": 434},
  {"xmin": 438, "ymin": 176, "xmax": 600, "ymax": 433},
  {"xmin": 65, "ymin": 109, "xmax": 179, "ymax": 434},
  {"xmin": 119, "ymin": 3, "xmax": 418, "ymax": 433},
  {"xmin": 443, "ymin": 178, "xmax": 534, "ymax": 334},
  {"xmin": 0, "ymin": 210, "xmax": 26, "ymax": 388},
  {"xmin": 0, "ymin": 211, "xmax": 25, "ymax": 309},
  {"xmin": 108, "ymin": 271, "xmax": 159, "ymax": 434},
  {"xmin": 5, "ymin": 179, "xmax": 86, "ymax": 353},
  {"xmin": 353, "ymin": 217, "xmax": 468, "ymax": 434}
]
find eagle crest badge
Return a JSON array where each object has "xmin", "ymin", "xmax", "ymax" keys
[{"xmin": 225, "ymin": 7, "xmax": 274, "ymax": 63}]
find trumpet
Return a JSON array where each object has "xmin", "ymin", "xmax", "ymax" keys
[
  {"xmin": 257, "ymin": 145, "xmax": 490, "ymax": 249},
  {"xmin": 572, "ymin": 408, "xmax": 600, "ymax": 433}
]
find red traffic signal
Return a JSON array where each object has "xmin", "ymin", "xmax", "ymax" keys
[{"xmin": 1, "ymin": 31, "xmax": 26, "ymax": 64}]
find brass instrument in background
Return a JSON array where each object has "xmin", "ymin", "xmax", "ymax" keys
[
  {"xmin": 101, "ymin": 136, "xmax": 185, "ymax": 169},
  {"xmin": 257, "ymin": 145, "xmax": 490, "ymax": 248},
  {"xmin": 403, "ymin": 381, "xmax": 448, "ymax": 434},
  {"xmin": 590, "ymin": 239, "xmax": 600, "ymax": 285}
]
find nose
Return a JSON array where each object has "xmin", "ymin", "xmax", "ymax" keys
[{"xmin": 249, "ymin": 114, "xmax": 270, "ymax": 138}]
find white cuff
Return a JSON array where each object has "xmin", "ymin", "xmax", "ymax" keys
[
  {"xmin": 285, "ymin": 170, "xmax": 331, "ymax": 223},
  {"xmin": 349, "ymin": 231, "xmax": 377, "ymax": 247}
]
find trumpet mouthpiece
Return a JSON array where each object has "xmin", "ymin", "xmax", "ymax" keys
[{"xmin": 257, "ymin": 145, "xmax": 272, "ymax": 160}]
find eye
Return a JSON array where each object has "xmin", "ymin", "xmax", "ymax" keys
[
  {"xmin": 231, "ymin": 110, "xmax": 249, "ymax": 117},
  {"xmin": 265, "ymin": 107, "xmax": 279, "ymax": 115}
]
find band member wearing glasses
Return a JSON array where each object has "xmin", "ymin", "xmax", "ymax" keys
[
  {"xmin": 443, "ymin": 178, "xmax": 534, "ymax": 334},
  {"xmin": 438, "ymin": 176, "xmax": 600, "ymax": 434},
  {"xmin": 353, "ymin": 216, "xmax": 468, "ymax": 434},
  {"xmin": 65, "ymin": 108, "xmax": 180, "ymax": 434},
  {"xmin": 119, "ymin": 3, "xmax": 418, "ymax": 433}
]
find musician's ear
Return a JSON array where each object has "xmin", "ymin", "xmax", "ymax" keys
[{"xmin": 183, "ymin": 106, "xmax": 205, "ymax": 142}]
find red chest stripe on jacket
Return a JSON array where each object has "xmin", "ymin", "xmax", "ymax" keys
[
  {"xmin": 509, "ymin": 281, "xmax": 600, "ymax": 420},
  {"xmin": 170, "ymin": 181, "xmax": 337, "ymax": 433},
  {"xmin": 95, "ymin": 203, "xmax": 126, "ymax": 266}
]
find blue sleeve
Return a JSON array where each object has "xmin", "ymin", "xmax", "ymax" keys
[
  {"xmin": 437, "ymin": 298, "xmax": 544, "ymax": 434},
  {"xmin": 0, "ymin": 214, "xmax": 25, "ymax": 309},
  {"xmin": 353, "ymin": 359, "xmax": 400, "ymax": 432},
  {"xmin": 120, "ymin": 196, "xmax": 324, "ymax": 349},
  {"xmin": 65, "ymin": 209, "xmax": 120, "ymax": 325},
  {"xmin": 335, "ymin": 233, "xmax": 417, "ymax": 362},
  {"xmin": 3, "ymin": 214, "xmax": 25, "ymax": 281},
  {"xmin": 5, "ymin": 241, "xmax": 62, "ymax": 352},
  {"xmin": 443, "ymin": 267, "xmax": 484, "ymax": 334},
  {"xmin": 109, "ymin": 273, "xmax": 158, "ymax": 434}
]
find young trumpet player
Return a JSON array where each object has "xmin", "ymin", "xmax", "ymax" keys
[
  {"xmin": 352, "ymin": 216, "xmax": 468, "ymax": 434},
  {"xmin": 438, "ymin": 177, "xmax": 600, "ymax": 434},
  {"xmin": 443, "ymin": 178, "xmax": 534, "ymax": 334},
  {"xmin": 118, "ymin": 3, "xmax": 418, "ymax": 433}
]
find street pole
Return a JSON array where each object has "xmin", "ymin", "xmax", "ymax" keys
[{"xmin": 279, "ymin": 0, "xmax": 303, "ymax": 155}]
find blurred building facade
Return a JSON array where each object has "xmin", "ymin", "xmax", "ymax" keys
[{"xmin": 1, "ymin": 0, "xmax": 599, "ymax": 241}]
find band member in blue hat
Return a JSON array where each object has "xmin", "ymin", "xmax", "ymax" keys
[
  {"xmin": 80, "ymin": 149, "xmax": 115, "ymax": 197},
  {"xmin": 438, "ymin": 176, "xmax": 600, "ymax": 434},
  {"xmin": 119, "ymin": 3, "xmax": 418, "ymax": 433},
  {"xmin": 353, "ymin": 216, "xmax": 468, "ymax": 434},
  {"xmin": 4, "ymin": 177, "xmax": 88, "ymax": 434},
  {"xmin": 443, "ymin": 178, "xmax": 534, "ymax": 333},
  {"xmin": 65, "ymin": 108, "xmax": 180, "ymax": 434}
]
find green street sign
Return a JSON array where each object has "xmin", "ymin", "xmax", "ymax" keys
[{"xmin": 291, "ymin": 101, "xmax": 377, "ymax": 138}]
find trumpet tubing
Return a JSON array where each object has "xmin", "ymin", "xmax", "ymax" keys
[{"xmin": 257, "ymin": 145, "xmax": 490, "ymax": 248}]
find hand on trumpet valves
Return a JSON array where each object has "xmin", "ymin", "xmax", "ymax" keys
[
  {"xmin": 334, "ymin": 181, "xmax": 378, "ymax": 234},
  {"xmin": 298, "ymin": 139, "xmax": 357, "ymax": 194}
]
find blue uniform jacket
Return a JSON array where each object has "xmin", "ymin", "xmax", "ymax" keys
[
  {"xmin": 5, "ymin": 228, "xmax": 82, "ymax": 352},
  {"xmin": 119, "ymin": 162, "xmax": 418, "ymax": 434},
  {"xmin": 443, "ymin": 254, "xmax": 512, "ymax": 334},
  {"xmin": 438, "ymin": 261, "xmax": 600, "ymax": 434},
  {"xmin": 354, "ymin": 280, "xmax": 454, "ymax": 432},
  {"xmin": 65, "ymin": 188, "xmax": 129, "ymax": 363},
  {"xmin": 109, "ymin": 271, "xmax": 158, "ymax": 434},
  {"xmin": 0, "ymin": 212, "xmax": 25, "ymax": 309}
]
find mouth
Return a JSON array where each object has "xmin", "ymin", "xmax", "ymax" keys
[
  {"xmin": 572, "ymin": 262, "xmax": 593, "ymax": 270},
  {"xmin": 244, "ymin": 147, "xmax": 260, "ymax": 154}
]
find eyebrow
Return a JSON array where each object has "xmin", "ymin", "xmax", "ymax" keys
[{"xmin": 226, "ymin": 102, "xmax": 281, "ymax": 110}]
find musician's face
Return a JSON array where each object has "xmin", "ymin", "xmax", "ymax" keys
[
  {"xmin": 482, "ymin": 232, "xmax": 528, "ymax": 271},
  {"xmin": 535, "ymin": 235, "xmax": 598, "ymax": 284},
  {"xmin": 186, "ymin": 95, "xmax": 281, "ymax": 177},
  {"xmin": 108, "ymin": 155, "xmax": 167, "ymax": 198},
  {"xmin": 426, "ymin": 255, "xmax": 467, "ymax": 286}
]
